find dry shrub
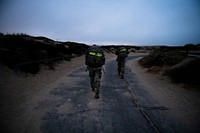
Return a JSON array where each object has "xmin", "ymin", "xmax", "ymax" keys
[
  {"xmin": 164, "ymin": 58, "xmax": 200, "ymax": 86},
  {"xmin": 147, "ymin": 66, "xmax": 163, "ymax": 74},
  {"xmin": 139, "ymin": 50, "xmax": 187, "ymax": 68},
  {"xmin": 139, "ymin": 49, "xmax": 200, "ymax": 88},
  {"xmin": 139, "ymin": 50, "xmax": 163, "ymax": 67}
]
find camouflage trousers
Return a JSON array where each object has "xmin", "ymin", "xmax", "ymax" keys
[
  {"xmin": 117, "ymin": 60, "xmax": 125, "ymax": 76},
  {"xmin": 88, "ymin": 67, "xmax": 102, "ymax": 93}
]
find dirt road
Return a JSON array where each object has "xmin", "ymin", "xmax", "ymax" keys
[{"xmin": 2, "ymin": 55, "xmax": 200, "ymax": 133}]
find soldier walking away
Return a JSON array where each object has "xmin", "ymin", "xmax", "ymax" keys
[
  {"xmin": 85, "ymin": 45, "xmax": 105, "ymax": 99},
  {"xmin": 115, "ymin": 47, "xmax": 129, "ymax": 79}
]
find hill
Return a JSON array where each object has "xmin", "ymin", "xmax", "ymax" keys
[
  {"xmin": 0, "ymin": 33, "xmax": 89, "ymax": 74},
  {"xmin": 0, "ymin": 33, "xmax": 148, "ymax": 74}
]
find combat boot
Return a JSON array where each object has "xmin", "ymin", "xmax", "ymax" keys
[
  {"xmin": 95, "ymin": 93, "xmax": 99, "ymax": 99},
  {"xmin": 118, "ymin": 71, "xmax": 120, "ymax": 76}
]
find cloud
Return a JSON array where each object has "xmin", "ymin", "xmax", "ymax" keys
[{"xmin": 0, "ymin": 0, "xmax": 200, "ymax": 45}]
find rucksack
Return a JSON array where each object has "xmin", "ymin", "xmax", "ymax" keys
[
  {"xmin": 118, "ymin": 47, "xmax": 128, "ymax": 59},
  {"xmin": 85, "ymin": 46, "xmax": 105, "ymax": 67}
]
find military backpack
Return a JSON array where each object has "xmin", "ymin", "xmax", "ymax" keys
[
  {"xmin": 118, "ymin": 47, "xmax": 128, "ymax": 59},
  {"xmin": 85, "ymin": 46, "xmax": 105, "ymax": 67}
]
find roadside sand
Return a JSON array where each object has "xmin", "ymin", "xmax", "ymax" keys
[
  {"xmin": 0, "ymin": 52, "xmax": 116, "ymax": 132},
  {"xmin": 0, "ymin": 52, "xmax": 200, "ymax": 132},
  {"xmin": 127, "ymin": 56, "xmax": 200, "ymax": 130},
  {"xmin": 0, "ymin": 52, "xmax": 115, "ymax": 102},
  {"xmin": 0, "ymin": 55, "xmax": 86, "ymax": 132}
]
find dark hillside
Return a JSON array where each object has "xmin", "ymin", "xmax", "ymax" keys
[
  {"xmin": 63, "ymin": 41, "xmax": 89, "ymax": 55},
  {"xmin": 0, "ymin": 34, "xmax": 88, "ymax": 74}
]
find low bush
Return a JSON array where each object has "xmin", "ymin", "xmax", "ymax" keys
[
  {"xmin": 139, "ymin": 50, "xmax": 187, "ymax": 67},
  {"xmin": 139, "ymin": 49, "xmax": 200, "ymax": 87},
  {"xmin": 0, "ymin": 34, "xmax": 88, "ymax": 74},
  {"xmin": 165, "ymin": 58, "xmax": 200, "ymax": 85}
]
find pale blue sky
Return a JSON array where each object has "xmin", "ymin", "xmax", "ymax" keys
[{"xmin": 0, "ymin": 0, "xmax": 200, "ymax": 46}]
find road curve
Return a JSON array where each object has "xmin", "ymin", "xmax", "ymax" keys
[{"xmin": 37, "ymin": 55, "xmax": 198, "ymax": 133}]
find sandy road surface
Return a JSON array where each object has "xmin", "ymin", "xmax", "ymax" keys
[{"xmin": 1, "ymin": 53, "xmax": 200, "ymax": 133}]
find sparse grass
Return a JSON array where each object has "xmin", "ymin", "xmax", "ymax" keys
[
  {"xmin": 139, "ymin": 50, "xmax": 187, "ymax": 67},
  {"xmin": 139, "ymin": 49, "xmax": 200, "ymax": 88},
  {"xmin": 164, "ymin": 58, "xmax": 200, "ymax": 86},
  {"xmin": 0, "ymin": 34, "xmax": 88, "ymax": 74}
]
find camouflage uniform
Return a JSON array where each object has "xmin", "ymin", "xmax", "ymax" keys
[
  {"xmin": 117, "ymin": 59, "xmax": 125, "ymax": 78},
  {"xmin": 88, "ymin": 66, "xmax": 102, "ymax": 94},
  {"xmin": 115, "ymin": 47, "xmax": 129, "ymax": 79},
  {"xmin": 85, "ymin": 45, "xmax": 105, "ymax": 98}
]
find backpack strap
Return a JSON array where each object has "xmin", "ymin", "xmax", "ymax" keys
[{"xmin": 85, "ymin": 46, "xmax": 105, "ymax": 67}]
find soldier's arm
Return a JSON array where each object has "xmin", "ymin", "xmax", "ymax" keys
[
  {"xmin": 115, "ymin": 50, "xmax": 119, "ymax": 55},
  {"xmin": 85, "ymin": 50, "xmax": 89, "ymax": 65}
]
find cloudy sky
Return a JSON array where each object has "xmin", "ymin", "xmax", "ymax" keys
[{"xmin": 0, "ymin": 0, "xmax": 200, "ymax": 46}]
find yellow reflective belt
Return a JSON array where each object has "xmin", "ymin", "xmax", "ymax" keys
[
  {"xmin": 89, "ymin": 52, "xmax": 103, "ymax": 57},
  {"xmin": 120, "ymin": 48, "xmax": 126, "ymax": 52},
  {"xmin": 96, "ymin": 53, "xmax": 103, "ymax": 57},
  {"xmin": 89, "ymin": 52, "xmax": 96, "ymax": 56}
]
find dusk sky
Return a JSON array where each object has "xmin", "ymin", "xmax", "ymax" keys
[{"xmin": 0, "ymin": 0, "xmax": 200, "ymax": 46}]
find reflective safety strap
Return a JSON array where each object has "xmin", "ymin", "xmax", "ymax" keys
[
  {"xmin": 120, "ymin": 48, "xmax": 126, "ymax": 52},
  {"xmin": 89, "ymin": 52, "xmax": 96, "ymax": 56},
  {"xmin": 96, "ymin": 53, "xmax": 103, "ymax": 57},
  {"xmin": 89, "ymin": 52, "xmax": 103, "ymax": 57}
]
